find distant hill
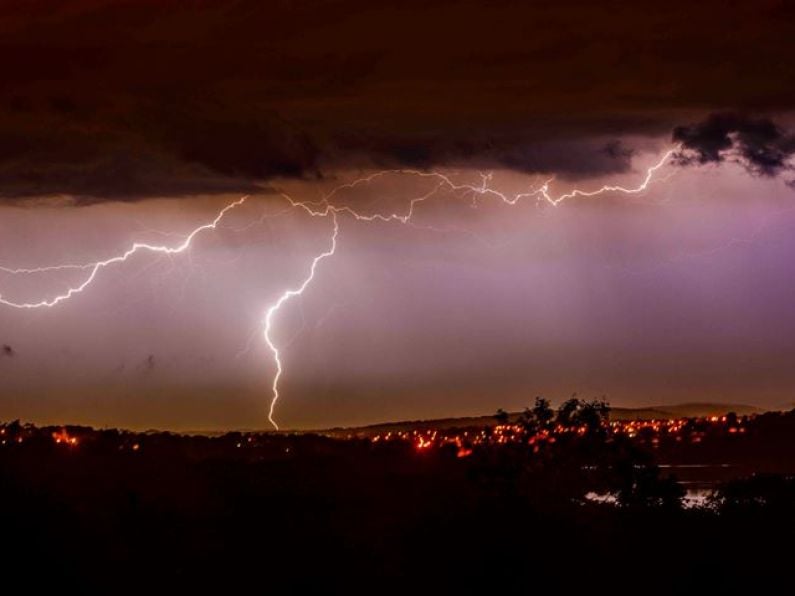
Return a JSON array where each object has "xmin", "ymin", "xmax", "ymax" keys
[
  {"xmin": 612, "ymin": 402, "xmax": 763, "ymax": 420},
  {"xmin": 324, "ymin": 402, "xmax": 766, "ymax": 437},
  {"xmin": 177, "ymin": 402, "xmax": 770, "ymax": 437}
]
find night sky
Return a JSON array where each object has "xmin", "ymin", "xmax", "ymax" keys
[{"xmin": 2, "ymin": 1, "xmax": 795, "ymax": 429}]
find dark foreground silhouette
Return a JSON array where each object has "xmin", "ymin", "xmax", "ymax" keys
[{"xmin": 2, "ymin": 404, "xmax": 794, "ymax": 595}]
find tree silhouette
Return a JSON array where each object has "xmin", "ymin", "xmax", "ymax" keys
[
  {"xmin": 532, "ymin": 397, "xmax": 554, "ymax": 430},
  {"xmin": 555, "ymin": 397, "xmax": 610, "ymax": 433},
  {"xmin": 557, "ymin": 397, "xmax": 580, "ymax": 427},
  {"xmin": 494, "ymin": 408, "xmax": 509, "ymax": 425}
]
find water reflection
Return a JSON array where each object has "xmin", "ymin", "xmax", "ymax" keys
[{"xmin": 585, "ymin": 488, "xmax": 712, "ymax": 509}]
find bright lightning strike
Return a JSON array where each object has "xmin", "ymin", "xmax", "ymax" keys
[
  {"xmin": 0, "ymin": 196, "xmax": 248, "ymax": 309},
  {"xmin": 0, "ymin": 147, "xmax": 677, "ymax": 429},
  {"xmin": 263, "ymin": 147, "xmax": 679, "ymax": 249},
  {"xmin": 263, "ymin": 212, "xmax": 339, "ymax": 430}
]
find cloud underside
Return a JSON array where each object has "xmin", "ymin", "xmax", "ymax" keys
[
  {"xmin": 1, "ymin": 0, "xmax": 795, "ymax": 201},
  {"xmin": 674, "ymin": 113, "xmax": 795, "ymax": 180}
]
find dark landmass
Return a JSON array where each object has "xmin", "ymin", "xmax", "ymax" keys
[
  {"xmin": 180, "ymin": 402, "xmax": 765, "ymax": 436},
  {"xmin": 2, "ymin": 405, "xmax": 793, "ymax": 595},
  {"xmin": 321, "ymin": 402, "xmax": 765, "ymax": 437}
]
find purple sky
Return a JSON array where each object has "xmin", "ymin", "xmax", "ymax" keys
[
  {"xmin": 2, "ymin": 2, "xmax": 795, "ymax": 429},
  {"xmin": 2, "ymin": 146, "xmax": 795, "ymax": 430}
]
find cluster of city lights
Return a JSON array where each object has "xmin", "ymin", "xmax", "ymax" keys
[
  {"xmin": 364, "ymin": 415, "xmax": 748, "ymax": 456},
  {"xmin": 0, "ymin": 414, "xmax": 748, "ymax": 457}
]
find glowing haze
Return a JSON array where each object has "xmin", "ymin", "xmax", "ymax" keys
[
  {"xmin": 3, "ymin": 151, "xmax": 795, "ymax": 429},
  {"xmin": 1, "ymin": 1, "xmax": 795, "ymax": 430},
  {"xmin": 0, "ymin": 150, "xmax": 673, "ymax": 429}
]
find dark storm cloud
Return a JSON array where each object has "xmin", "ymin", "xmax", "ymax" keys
[
  {"xmin": 1, "ymin": 0, "xmax": 794, "ymax": 200},
  {"xmin": 673, "ymin": 113, "xmax": 795, "ymax": 178},
  {"xmin": 334, "ymin": 131, "xmax": 635, "ymax": 178},
  {"xmin": 0, "ymin": 97, "xmax": 304, "ymax": 202}
]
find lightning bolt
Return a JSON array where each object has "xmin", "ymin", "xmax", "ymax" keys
[
  {"xmin": 298, "ymin": 145, "xmax": 679, "ymax": 216},
  {"xmin": 253, "ymin": 146, "xmax": 680, "ymax": 271},
  {"xmin": 0, "ymin": 196, "xmax": 248, "ymax": 308},
  {"xmin": 263, "ymin": 212, "xmax": 339, "ymax": 430},
  {"xmin": 0, "ymin": 147, "xmax": 677, "ymax": 429}
]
